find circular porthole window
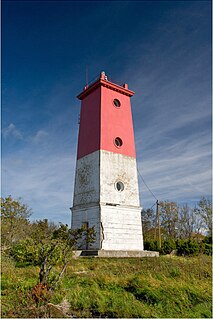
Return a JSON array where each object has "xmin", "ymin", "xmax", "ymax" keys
[
  {"xmin": 115, "ymin": 181, "xmax": 124, "ymax": 192},
  {"xmin": 114, "ymin": 137, "xmax": 123, "ymax": 148},
  {"xmin": 113, "ymin": 99, "xmax": 121, "ymax": 108}
]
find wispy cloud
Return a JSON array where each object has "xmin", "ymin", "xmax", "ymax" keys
[
  {"xmin": 137, "ymin": 129, "xmax": 211, "ymax": 208},
  {"xmin": 2, "ymin": 123, "xmax": 23, "ymax": 140},
  {"xmin": 2, "ymin": 150, "xmax": 75, "ymax": 225},
  {"xmin": 2, "ymin": 124, "xmax": 49, "ymax": 144},
  {"xmin": 31, "ymin": 130, "xmax": 49, "ymax": 143}
]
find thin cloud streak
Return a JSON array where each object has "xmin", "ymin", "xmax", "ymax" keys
[
  {"xmin": 2, "ymin": 123, "xmax": 23, "ymax": 140},
  {"xmin": 31, "ymin": 130, "xmax": 49, "ymax": 143},
  {"xmin": 2, "ymin": 150, "xmax": 76, "ymax": 225},
  {"xmin": 137, "ymin": 130, "xmax": 211, "ymax": 208}
]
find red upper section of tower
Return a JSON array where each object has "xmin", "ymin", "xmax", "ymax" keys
[{"xmin": 76, "ymin": 72, "xmax": 136, "ymax": 160}]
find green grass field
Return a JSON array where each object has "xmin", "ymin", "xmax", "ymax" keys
[{"xmin": 1, "ymin": 254, "xmax": 212, "ymax": 318}]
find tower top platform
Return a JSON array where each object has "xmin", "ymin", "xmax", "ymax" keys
[{"xmin": 77, "ymin": 71, "xmax": 135, "ymax": 100}]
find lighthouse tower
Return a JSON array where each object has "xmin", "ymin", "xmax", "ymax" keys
[{"xmin": 71, "ymin": 72, "xmax": 145, "ymax": 255}]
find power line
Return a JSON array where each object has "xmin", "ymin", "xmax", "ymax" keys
[
  {"xmin": 149, "ymin": 201, "xmax": 156, "ymax": 210},
  {"xmin": 137, "ymin": 168, "xmax": 158, "ymax": 201}
]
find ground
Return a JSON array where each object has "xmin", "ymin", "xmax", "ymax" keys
[{"xmin": 1, "ymin": 254, "xmax": 212, "ymax": 318}]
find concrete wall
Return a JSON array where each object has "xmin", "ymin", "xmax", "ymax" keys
[
  {"xmin": 72, "ymin": 150, "xmax": 143, "ymax": 251},
  {"xmin": 101, "ymin": 205, "xmax": 143, "ymax": 250},
  {"xmin": 73, "ymin": 150, "xmax": 140, "ymax": 207},
  {"xmin": 73, "ymin": 151, "xmax": 100, "ymax": 208},
  {"xmin": 100, "ymin": 150, "xmax": 140, "ymax": 207},
  {"xmin": 72, "ymin": 204, "xmax": 144, "ymax": 251}
]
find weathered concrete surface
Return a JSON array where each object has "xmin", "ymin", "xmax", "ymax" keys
[
  {"xmin": 71, "ymin": 204, "xmax": 144, "ymax": 251},
  {"xmin": 100, "ymin": 150, "xmax": 140, "ymax": 207},
  {"xmin": 73, "ymin": 150, "xmax": 140, "ymax": 207},
  {"xmin": 73, "ymin": 250, "xmax": 159, "ymax": 258},
  {"xmin": 101, "ymin": 205, "xmax": 143, "ymax": 250},
  {"xmin": 72, "ymin": 150, "xmax": 143, "ymax": 251},
  {"xmin": 73, "ymin": 151, "xmax": 100, "ymax": 208}
]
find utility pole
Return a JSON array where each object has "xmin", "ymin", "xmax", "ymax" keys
[
  {"xmin": 156, "ymin": 200, "xmax": 161, "ymax": 248},
  {"xmin": 154, "ymin": 205, "xmax": 157, "ymax": 241}
]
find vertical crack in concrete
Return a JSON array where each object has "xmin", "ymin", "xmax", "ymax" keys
[{"xmin": 100, "ymin": 222, "xmax": 104, "ymax": 249}]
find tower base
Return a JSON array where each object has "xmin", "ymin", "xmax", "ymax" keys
[
  {"xmin": 71, "ymin": 204, "xmax": 144, "ymax": 250},
  {"xmin": 73, "ymin": 250, "xmax": 159, "ymax": 258}
]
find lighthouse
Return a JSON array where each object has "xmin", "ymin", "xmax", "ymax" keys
[{"xmin": 71, "ymin": 72, "xmax": 156, "ymax": 257}]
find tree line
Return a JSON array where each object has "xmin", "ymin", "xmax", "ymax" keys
[
  {"xmin": 1, "ymin": 195, "xmax": 212, "ymax": 284},
  {"xmin": 141, "ymin": 197, "xmax": 212, "ymax": 255}
]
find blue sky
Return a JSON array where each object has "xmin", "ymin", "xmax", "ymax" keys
[{"xmin": 2, "ymin": 0, "xmax": 211, "ymax": 225}]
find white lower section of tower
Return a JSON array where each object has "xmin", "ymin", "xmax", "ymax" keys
[{"xmin": 71, "ymin": 150, "xmax": 143, "ymax": 251}]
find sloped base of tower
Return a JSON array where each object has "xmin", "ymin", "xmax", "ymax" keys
[{"xmin": 73, "ymin": 250, "xmax": 159, "ymax": 258}]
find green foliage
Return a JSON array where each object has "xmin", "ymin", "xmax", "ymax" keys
[
  {"xmin": 1, "ymin": 255, "xmax": 212, "ymax": 318},
  {"xmin": 144, "ymin": 240, "xmax": 160, "ymax": 251},
  {"xmin": 10, "ymin": 219, "xmax": 96, "ymax": 288},
  {"xmin": 200, "ymin": 237, "xmax": 212, "ymax": 256},
  {"xmin": 160, "ymin": 238, "xmax": 176, "ymax": 255},
  {"xmin": 203, "ymin": 244, "xmax": 212, "ymax": 256},
  {"xmin": 145, "ymin": 237, "xmax": 211, "ymax": 257},
  {"xmin": 169, "ymin": 266, "xmax": 181, "ymax": 278},
  {"xmin": 1, "ymin": 195, "xmax": 32, "ymax": 247},
  {"xmin": 2, "ymin": 194, "xmax": 211, "ymax": 318},
  {"xmin": 10, "ymin": 238, "xmax": 41, "ymax": 266},
  {"xmin": 10, "ymin": 220, "xmax": 65, "ymax": 266},
  {"xmin": 176, "ymin": 239, "xmax": 200, "ymax": 256},
  {"xmin": 202, "ymin": 236, "xmax": 212, "ymax": 244}
]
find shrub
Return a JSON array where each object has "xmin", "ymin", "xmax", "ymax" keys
[
  {"xmin": 10, "ymin": 239, "xmax": 41, "ymax": 266},
  {"xmin": 200, "ymin": 237, "xmax": 212, "ymax": 256},
  {"xmin": 203, "ymin": 244, "xmax": 212, "ymax": 256},
  {"xmin": 144, "ymin": 240, "xmax": 160, "ymax": 251},
  {"xmin": 176, "ymin": 239, "xmax": 199, "ymax": 256},
  {"xmin": 202, "ymin": 236, "xmax": 212, "ymax": 244},
  {"xmin": 160, "ymin": 239, "xmax": 176, "ymax": 255}
]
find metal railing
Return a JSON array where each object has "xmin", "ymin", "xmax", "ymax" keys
[{"xmin": 86, "ymin": 73, "xmax": 124, "ymax": 88}]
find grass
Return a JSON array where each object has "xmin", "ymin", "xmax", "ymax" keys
[{"xmin": 1, "ymin": 254, "xmax": 212, "ymax": 318}]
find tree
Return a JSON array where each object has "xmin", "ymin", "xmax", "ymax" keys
[
  {"xmin": 141, "ymin": 208, "xmax": 156, "ymax": 241},
  {"xmin": 159, "ymin": 201, "xmax": 179, "ymax": 240},
  {"xmin": 177, "ymin": 204, "xmax": 197, "ymax": 239},
  {"xmin": 194, "ymin": 197, "xmax": 212, "ymax": 236},
  {"xmin": 11, "ymin": 219, "xmax": 96, "ymax": 290},
  {"xmin": 1, "ymin": 195, "xmax": 32, "ymax": 247}
]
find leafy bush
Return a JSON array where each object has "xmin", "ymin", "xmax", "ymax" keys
[
  {"xmin": 176, "ymin": 239, "xmax": 200, "ymax": 256},
  {"xmin": 203, "ymin": 244, "xmax": 212, "ymax": 256},
  {"xmin": 202, "ymin": 236, "xmax": 212, "ymax": 244},
  {"xmin": 160, "ymin": 239, "xmax": 176, "ymax": 255},
  {"xmin": 10, "ymin": 238, "xmax": 63, "ymax": 266},
  {"xmin": 144, "ymin": 240, "xmax": 160, "ymax": 251},
  {"xmin": 200, "ymin": 237, "xmax": 212, "ymax": 256},
  {"xmin": 10, "ymin": 239, "xmax": 36, "ymax": 265}
]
